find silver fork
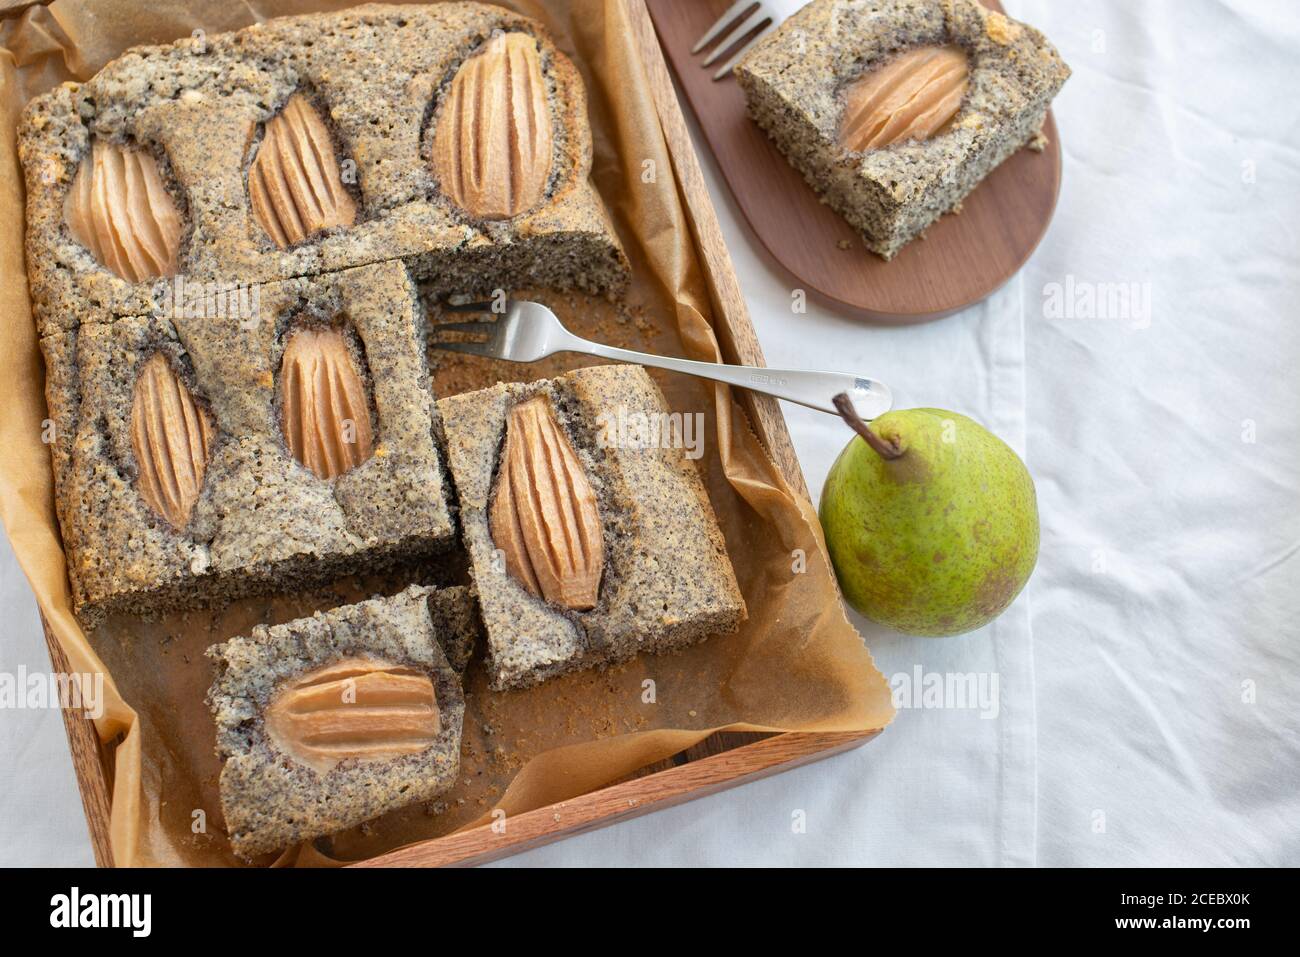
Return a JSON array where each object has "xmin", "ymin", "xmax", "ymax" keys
[
  {"xmin": 692, "ymin": 0, "xmax": 783, "ymax": 81},
  {"xmin": 429, "ymin": 299, "xmax": 892, "ymax": 420}
]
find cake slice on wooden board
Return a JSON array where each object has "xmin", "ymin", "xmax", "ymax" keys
[
  {"xmin": 206, "ymin": 585, "xmax": 467, "ymax": 859},
  {"xmin": 40, "ymin": 260, "xmax": 455, "ymax": 626},
  {"xmin": 17, "ymin": 3, "xmax": 628, "ymax": 338},
  {"xmin": 734, "ymin": 0, "xmax": 1070, "ymax": 260},
  {"xmin": 437, "ymin": 364, "xmax": 746, "ymax": 691}
]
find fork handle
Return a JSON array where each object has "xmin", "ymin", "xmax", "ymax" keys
[{"xmin": 576, "ymin": 340, "xmax": 893, "ymax": 420}]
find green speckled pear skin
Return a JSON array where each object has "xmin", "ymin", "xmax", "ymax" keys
[{"xmin": 818, "ymin": 409, "xmax": 1039, "ymax": 637}]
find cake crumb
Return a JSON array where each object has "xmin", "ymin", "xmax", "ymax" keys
[{"xmin": 986, "ymin": 11, "xmax": 1020, "ymax": 44}]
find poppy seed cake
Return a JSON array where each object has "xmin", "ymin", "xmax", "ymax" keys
[{"xmin": 734, "ymin": 0, "xmax": 1070, "ymax": 259}]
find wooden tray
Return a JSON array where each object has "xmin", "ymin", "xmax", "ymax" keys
[
  {"xmin": 38, "ymin": 0, "xmax": 880, "ymax": 868},
  {"xmin": 646, "ymin": 0, "xmax": 1063, "ymax": 324}
]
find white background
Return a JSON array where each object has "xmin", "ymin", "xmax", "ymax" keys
[{"xmin": 2, "ymin": 0, "xmax": 1298, "ymax": 866}]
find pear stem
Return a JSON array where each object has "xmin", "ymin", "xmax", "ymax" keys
[{"xmin": 833, "ymin": 392, "xmax": 903, "ymax": 460}]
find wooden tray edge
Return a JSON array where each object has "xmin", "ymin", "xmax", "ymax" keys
[
  {"xmin": 40, "ymin": 615, "xmax": 116, "ymax": 867},
  {"xmin": 352, "ymin": 729, "xmax": 879, "ymax": 867},
  {"xmin": 625, "ymin": 0, "xmax": 809, "ymax": 495}
]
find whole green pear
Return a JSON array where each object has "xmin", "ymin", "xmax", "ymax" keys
[{"xmin": 819, "ymin": 400, "xmax": 1039, "ymax": 637}]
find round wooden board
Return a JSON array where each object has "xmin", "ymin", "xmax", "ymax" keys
[{"xmin": 647, "ymin": 0, "xmax": 1063, "ymax": 324}]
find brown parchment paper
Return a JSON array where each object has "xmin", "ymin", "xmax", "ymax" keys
[{"xmin": 0, "ymin": 0, "xmax": 895, "ymax": 867}]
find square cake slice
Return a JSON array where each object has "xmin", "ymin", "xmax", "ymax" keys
[
  {"xmin": 735, "ymin": 0, "xmax": 1070, "ymax": 259},
  {"xmin": 41, "ymin": 260, "xmax": 455, "ymax": 625},
  {"xmin": 438, "ymin": 364, "xmax": 746, "ymax": 690},
  {"xmin": 206, "ymin": 585, "xmax": 467, "ymax": 859},
  {"xmin": 18, "ymin": 3, "xmax": 628, "ymax": 337}
]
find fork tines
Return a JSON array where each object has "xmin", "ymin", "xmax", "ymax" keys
[
  {"xmin": 439, "ymin": 300, "xmax": 497, "ymax": 313},
  {"xmin": 692, "ymin": 0, "xmax": 778, "ymax": 81},
  {"xmin": 428, "ymin": 300, "xmax": 500, "ymax": 357},
  {"xmin": 431, "ymin": 320, "xmax": 496, "ymax": 337},
  {"xmin": 427, "ymin": 318, "xmax": 497, "ymax": 358}
]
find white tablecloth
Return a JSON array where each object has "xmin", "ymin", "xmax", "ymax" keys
[{"xmin": 2, "ymin": 0, "xmax": 1297, "ymax": 867}]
